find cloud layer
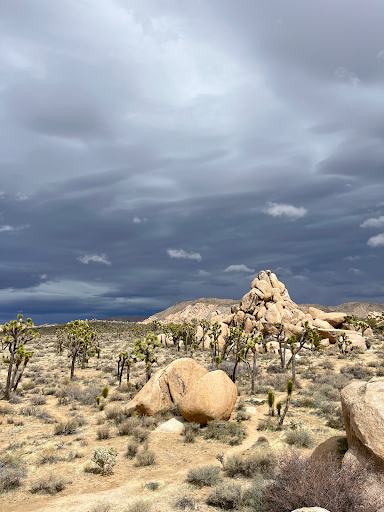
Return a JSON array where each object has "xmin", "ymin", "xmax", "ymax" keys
[{"xmin": 1, "ymin": 0, "xmax": 384, "ymax": 323}]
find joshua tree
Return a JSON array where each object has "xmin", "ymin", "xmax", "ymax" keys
[
  {"xmin": 284, "ymin": 322, "xmax": 321, "ymax": 372},
  {"xmin": 197, "ymin": 318, "xmax": 211, "ymax": 351},
  {"xmin": 245, "ymin": 328, "xmax": 263, "ymax": 393},
  {"xmin": 354, "ymin": 320, "xmax": 369, "ymax": 336},
  {"xmin": 276, "ymin": 402, "xmax": 282, "ymax": 416},
  {"xmin": 133, "ymin": 332, "xmax": 161, "ymax": 382},
  {"xmin": 1, "ymin": 315, "xmax": 38, "ymax": 400},
  {"xmin": 277, "ymin": 380, "xmax": 293, "ymax": 430},
  {"xmin": 62, "ymin": 320, "xmax": 98, "ymax": 379},
  {"xmin": 209, "ymin": 322, "xmax": 222, "ymax": 366},
  {"xmin": 117, "ymin": 350, "xmax": 134, "ymax": 384},
  {"xmin": 338, "ymin": 332, "xmax": 353, "ymax": 355},
  {"xmin": 268, "ymin": 391, "xmax": 275, "ymax": 417}
]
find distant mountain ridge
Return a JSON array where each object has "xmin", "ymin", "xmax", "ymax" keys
[{"xmin": 100, "ymin": 315, "xmax": 148, "ymax": 322}]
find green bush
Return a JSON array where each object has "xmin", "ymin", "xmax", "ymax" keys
[
  {"xmin": 284, "ymin": 428, "xmax": 315, "ymax": 448},
  {"xmin": 186, "ymin": 465, "xmax": 221, "ymax": 487},
  {"xmin": 206, "ymin": 481, "xmax": 243, "ymax": 509},
  {"xmin": 204, "ymin": 420, "xmax": 246, "ymax": 444},
  {"xmin": 30, "ymin": 472, "xmax": 67, "ymax": 494},
  {"xmin": 224, "ymin": 449, "xmax": 277, "ymax": 479},
  {"xmin": 102, "ymin": 386, "xmax": 109, "ymax": 398},
  {"xmin": 118, "ymin": 417, "xmax": 140, "ymax": 436},
  {"xmin": 0, "ymin": 451, "xmax": 27, "ymax": 491},
  {"xmin": 54, "ymin": 418, "xmax": 78, "ymax": 435},
  {"xmin": 96, "ymin": 425, "xmax": 110, "ymax": 440},
  {"xmin": 125, "ymin": 500, "xmax": 152, "ymax": 512},
  {"xmin": 182, "ymin": 422, "xmax": 200, "ymax": 443},
  {"xmin": 134, "ymin": 450, "xmax": 156, "ymax": 467},
  {"xmin": 133, "ymin": 427, "xmax": 150, "ymax": 443},
  {"xmin": 125, "ymin": 440, "xmax": 139, "ymax": 459}
]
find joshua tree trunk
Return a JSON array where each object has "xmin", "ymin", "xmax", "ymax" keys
[
  {"xmin": 70, "ymin": 356, "xmax": 76, "ymax": 380},
  {"xmin": 4, "ymin": 347, "xmax": 15, "ymax": 400},
  {"xmin": 251, "ymin": 349, "xmax": 257, "ymax": 393}
]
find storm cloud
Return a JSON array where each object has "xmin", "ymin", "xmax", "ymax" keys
[{"xmin": 1, "ymin": 0, "xmax": 384, "ymax": 324}]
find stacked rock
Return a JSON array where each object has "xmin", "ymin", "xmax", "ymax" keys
[{"xmin": 222, "ymin": 269, "xmax": 312, "ymax": 337}]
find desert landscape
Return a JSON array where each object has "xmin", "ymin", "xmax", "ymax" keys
[{"xmin": 1, "ymin": 271, "xmax": 384, "ymax": 512}]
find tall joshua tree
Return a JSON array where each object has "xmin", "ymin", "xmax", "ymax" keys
[
  {"xmin": 1, "ymin": 315, "xmax": 38, "ymax": 400},
  {"xmin": 133, "ymin": 332, "xmax": 161, "ymax": 382},
  {"xmin": 63, "ymin": 320, "xmax": 98, "ymax": 379}
]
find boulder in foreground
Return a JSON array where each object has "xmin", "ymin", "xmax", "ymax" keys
[
  {"xmin": 341, "ymin": 377, "xmax": 384, "ymax": 469},
  {"xmin": 125, "ymin": 358, "xmax": 208, "ymax": 416},
  {"xmin": 179, "ymin": 370, "xmax": 237, "ymax": 425}
]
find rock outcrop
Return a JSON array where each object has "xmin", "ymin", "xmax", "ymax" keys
[
  {"xmin": 232, "ymin": 270, "xmax": 351, "ymax": 346},
  {"xmin": 125, "ymin": 358, "xmax": 208, "ymax": 416},
  {"xmin": 341, "ymin": 377, "xmax": 384, "ymax": 469},
  {"xmin": 179, "ymin": 370, "xmax": 237, "ymax": 425}
]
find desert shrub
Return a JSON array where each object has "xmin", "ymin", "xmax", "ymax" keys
[
  {"xmin": 37, "ymin": 445, "xmax": 58, "ymax": 465},
  {"xmin": 206, "ymin": 481, "xmax": 243, "ymax": 509},
  {"xmin": 125, "ymin": 440, "xmax": 139, "ymax": 459},
  {"xmin": 134, "ymin": 450, "xmax": 156, "ymax": 467},
  {"xmin": 321, "ymin": 359, "xmax": 335, "ymax": 370},
  {"xmin": 91, "ymin": 446, "xmax": 118, "ymax": 475},
  {"xmin": 22, "ymin": 380, "xmax": 36, "ymax": 390},
  {"xmin": 340, "ymin": 364, "xmax": 373, "ymax": 380},
  {"xmin": 224, "ymin": 448, "xmax": 277, "ymax": 479},
  {"xmin": 262, "ymin": 451, "xmax": 383, "ymax": 512},
  {"xmin": 54, "ymin": 418, "xmax": 78, "ymax": 435},
  {"xmin": 182, "ymin": 422, "xmax": 200, "ymax": 443},
  {"xmin": 257, "ymin": 418, "xmax": 275, "ymax": 431},
  {"xmin": 243, "ymin": 474, "xmax": 265, "ymax": 511},
  {"xmin": 312, "ymin": 372, "xmax": 352, "ymax": 390},
  {"xmin": 38, "ymin": 410, "xmax": 57, "ymax": 424},
  {"xmin": 284, "ymin": 428, "xmax": 315, "ymax": 448},
  {"xmin": 0, "ymin": 451, "xmax": 27, "ymax": 491},
  {"xmin": 204, "ymin": 420, "xmax": 246, "ymax": 445},
  {"xmin": 236, "ymin": 399, "xmax": 246, "ymax": 411},
  {"xmin": 118, "ymin": 416, "xmax": 140, "ymax": 436},
  {"xmin": 104, "ymin": 405, "xmax": 125, "ymax": 424},
  {"xmin": 126, "ymin": 500, "xmax": 151, "ymax": 512},
  {"xmin": 30, "ymin": 472, "xmax": 67, "ymax": 494},
  {"xmin": 91, "ymin": 504, "xmax": 112, "ymax": 512},
  {"xmin": 175, "ymin": 497, "xmax": 196, "ymax": 510},
  {"xmin": 133, "ymin": 427, "xmax": 150, "ymax": 443},
  {"xmin": 144, "ymin": 481, "xmax": 160, "ymax": 491},
  {"xmin": 236, "ymin": 410, "xmax": 251, "ymax": 422},
  {"xmin": 20, "ymin": 405, "xmax": 38, "ymax": 416},
  {"xmin": 97, "ymin": 425, "xmax": 110, "ymax": 440},
  {"xmin": 266, "ymin": 364, "xmax": 283, "ymax": 374},
  {"xmin": 0, "ymin": 403, "xmax": 12, "ymax": 415},
  {"xmin": 186, "ymin": 465, "xmax": 221, "ymax": 487}
]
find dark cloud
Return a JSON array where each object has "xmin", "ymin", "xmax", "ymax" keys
[{"xmin": 0, "ymin": 0, "xmax": 384, "ymax": 324}]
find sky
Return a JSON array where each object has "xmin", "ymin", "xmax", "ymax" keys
[{"xmin": 1, "ymin": 0, "xmax": 384, "ymax": 324}]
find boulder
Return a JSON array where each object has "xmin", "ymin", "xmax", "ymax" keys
[
  {"xmin": 341, "ymin": 377, "xmax": 384, "ymax": 469},
  {"xmin": 311, "ymin": 318, "xmax": 334, "ymax": 329},
  {"xmin": 310, "ymin": 435, "xmax": 348, "ymax": 467},
  {"xmin": 317, "ymin": 329, "xmax": 367, "ymax": 349},
  {"xmin": 292, "ymin": 509, "xmax": 330, "ymax": 512},
  {"xmin": 179, "ymin": 370, "xmax": 237, "ymax": 425},
  {"xmin": 125, "ymin": 358, "xmax": 208, "ymax": 416},
  {"xmin": 319, "ymin": 338, "xmax": 330, "ymax": 348},
  {"xmin": 321, "ymin": 312, "xmax": 347, "ymax": 327},
  {"xmin": 158, "ymin": 333, "xmax": 173, "ymax": 346},
  {"xmin": 307, "ymin": 307, "xmax": 327, "ymax": 319},
  {"xmin": 255, "ymin": 279, "xmax": 273, "ymax": 300},
  {"xmin": 155, "ymin": 417, "xmax": 185, "ymax": 432},
  {"xmin": 223, "ymin": 313, "xmax": 234, "ymax": 325},
  {"xmin": 266, "ymin": 341, "xmax": 280, "ymax": 353}
]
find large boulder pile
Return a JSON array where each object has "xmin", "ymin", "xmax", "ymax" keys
[
  {"xmin": 125, "ymin": 358, "xmax": 237, "ymax": 424},
  {"xmin": 223, "ymin": 270, "xmax": 352, "ymax": 347},
  {"xmin": 341, "ymin": 377, "xmax": 384, "ymax": 470}
]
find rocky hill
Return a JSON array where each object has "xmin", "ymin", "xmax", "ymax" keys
[
  {"xmin": 140, "ymin": 298, "xmax": 239, "ymax": 324},
  {"xmin": 140, "ymin": 297, "xmax": 384, "ymax": 325}
]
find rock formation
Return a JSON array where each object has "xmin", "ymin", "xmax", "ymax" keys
[
  {"xmin": 341, "ymin": 377, "xmax": 384, "ymax": 469},
  {"xmin": 228, "ymin": 270, "xmax": 352, "ymax": 347},
  {"xmin": 125, "ymin": 358, "xmax": 208, "ymax": 416},
  {"xmin": 178, "ymin": 370, "xmax": 237, "ymax": 424}
]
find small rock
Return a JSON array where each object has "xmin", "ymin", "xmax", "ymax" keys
[{"xmin": 156, "ymin": 418, "xmax": 184, "ymax": 433}]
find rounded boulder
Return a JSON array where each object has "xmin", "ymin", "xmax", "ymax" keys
[{"xmin": 179, "ymin": 370, "xmax": 237, "ymax": 425}]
